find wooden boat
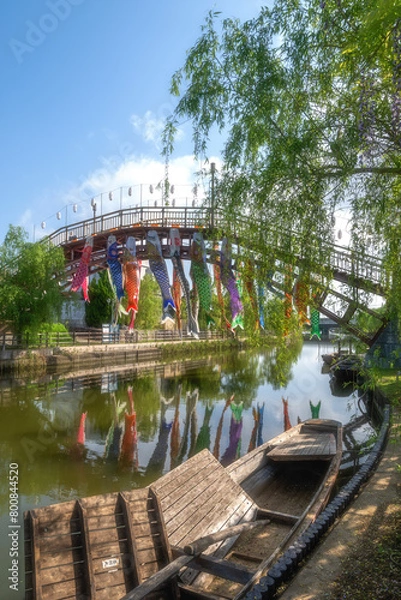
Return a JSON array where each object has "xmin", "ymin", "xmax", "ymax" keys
[{"xmin": 24, "ymin": 418, "xmax": 342, "ymax": 600}]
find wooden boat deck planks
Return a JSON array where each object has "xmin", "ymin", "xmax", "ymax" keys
[
  {"xmin": 24, "ymin": 487, "xmax": 178, "ymax": 600},
  {"xmin": 153, "ymin": 449, "xmax": 257, "ymax": 551},
  {"xmin": 267, "ymin": 431, "xmax": 336, "ymax": 461}
]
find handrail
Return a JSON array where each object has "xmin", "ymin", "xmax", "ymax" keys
[{"xmin": 46, "ymin": 205, "xmax": 387, "ymax": 291}]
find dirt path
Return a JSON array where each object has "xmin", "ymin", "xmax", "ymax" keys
[{"xmin": 277, "ymin": 406, "xmax": 401, "ymax": 600}]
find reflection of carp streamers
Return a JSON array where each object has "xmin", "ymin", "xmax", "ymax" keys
[
  {"xmin": 146, "ymin": 230, "xmax": 175, "ymax": 324},
  {"xmin": 107, "ymin": 235, "xmax": 125, "ymax": 301},
  {"xmin": 257, "ymin": 284, "xmax": 265, "ymax": 329},
  {"xmin": 310, "ymin": 308, "xmax": 321, "ymax": 340},
  {"xmin": 178, "ymin": 389, "xmax": 198, "ymax": 462},
  {"xmin": 221, "ymin": 402, "xmax": 243, "ymax": 467},
  {"xmin": 119, "ymin": 386, "xmax": 139, "ymax": 471},
  {"xmin": 248, "ymin": 403, "xmax": 264, "ymax": 452},
  {"xmin": 282, "ymin": 397, "xmax": 292, "ymax": 431},
  {"xmin": 213, "ymin": 394, "xmax": 234, "ymax": 459},
  {"xmin": 190, "ymin": 232, "xmax": 214, "ymax": 327},
  {"xmin": 248, "ymin": 407, "xmax": 259, "ymax": 452},
  {"xmin": 169, "ymin": 229, "xmax": 199, "ymax": 338},
  {"xmin": 310, "ymin": 400, "xmax": 321, "ymax": 419},
  {"xmin": 293, "ymin": 277, "xmax": 310, "ymax": 326},
  {"xmin": 76, "ymin": 412, "xmax": 87, "ymax": 446},
  {"xmin": 123, "ymin": 237, "xmax": 141, "ymax": 330},
  {"xmin": 220, "ymin": 238, "xmax": 244, "ymax": 329},
  {"xmin": 105, "ymin": 394, "xmax": 124, "ymax": 462},
  {"xmin": 257, "ymin": 403, "xmax": 264, "ymax": 447},
  {"xmin": 170, "ymin": 385, "xmax": 182, "ymax": 468},
  {"xmin": 145, "ymin": 419, "xmax": 172, "ymax": 478},
  {"xmin": 194, "ymin": 405, "xmax": 214, "ymax": 453},
  {"xmin": 213, "ymin": 245, "xmax": 232, "ymax": 331},
  {"xmin": 71, "ymin": 236, "xmax": 93, "ymax": 298}
]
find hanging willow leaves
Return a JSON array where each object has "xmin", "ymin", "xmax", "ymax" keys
[{"xmin": 164, "ymin": 0, "xmax": 401, "ymax": 317}]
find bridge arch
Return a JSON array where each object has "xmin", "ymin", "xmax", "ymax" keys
[{"xmin": 47, "ymin": 205, "xmax": 389, "ymax": 345}]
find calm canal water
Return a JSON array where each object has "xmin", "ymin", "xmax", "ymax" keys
[{"xmin": 0, "ymin": 340, "xmax": 379, "ymax": 598}]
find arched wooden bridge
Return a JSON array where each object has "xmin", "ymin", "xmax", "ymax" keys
[{"xmin": 47, "ymin": 205, "xmax": 389, "ymax": 346}]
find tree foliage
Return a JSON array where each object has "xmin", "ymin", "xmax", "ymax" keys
[
  {"xmin": 164, "ymin": 1, "xmax": 401, "ymax": 314},
  {"xmin": 0, "ymin": 225, "xmax": 66, "ymax": 334},
  {"xmin": 85, "ymin": 270, "xmax": 115, "ymax": 327},
  {"xmin": 135, "ymin": 270, "xmax": 163, "ymax": 330}
]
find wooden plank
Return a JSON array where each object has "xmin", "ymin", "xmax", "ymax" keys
[
  {"xmin": 267, "ymin": 433, "xmax": 336, "ymax": 461},
  {"xmin": 256, "ymin": 507, "xmax": 300, "ymax": 525},
  {"xmin": 156, "ymin": 461, "xmax": 223, "ymax": 523},
  {"xmin": 34, "ymin": 516, "xmax": 82, "ymax": 537},
  {"xmin": 183, "ymin": 520, "xmax": 270, "ymax": 555},
  {"xmin": 91, "ymin": 584, "xmax": 129, "ymax": 600},
  {"xmin": 153, "ymin": 449, "xmax": 218, "ymax": 502},
  {"xmin": 31, "ymin": 500, "xmax": 77, "ymax": 522},
  {"xmin": 156, "ymin": 456, "xmax": 253, "ymax": 547},
  {"xmin": 119, "ymin": 554, "xmax": 194, "ymax": 600},
  {"xmin": 181, "ymin": 553, "xmax": 254, "ymax": 585},
  {"xmin": 30, "ymin": 511, "xmax": 43, "ymax": 600},
  {"xmin": 40, "ymin": 579, "xmax": 87, "ymax": 600},
  {"xmin": 176, "ymin": 490, "xmax": 253, "ymax": 549},
  {"xmin": 34, "ymin": 562, "xmax": 85, "ymax": 586},
  {"xmin": 77, "ymin": 500, "xmax": 97, "ymax": 599},
  {"xmin": 119, "ymin": 492, "xmax": 141, "ymax": 587},
  {"xmin": 149, "ymin": 486, "xmax": 174, "ymax": 564}
]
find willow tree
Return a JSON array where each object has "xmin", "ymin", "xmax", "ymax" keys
[
  {"xmin": 163, "ymin": 1, "xmax": 401, "ymax": 315},
  {"xmin": 0, "ymin": 225, "xmax": 66, "ymax": 335}
]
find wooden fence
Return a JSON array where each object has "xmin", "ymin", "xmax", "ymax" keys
[{"xmin": 0, "ymin": 328, "xmax": 232, "ymax": 350}]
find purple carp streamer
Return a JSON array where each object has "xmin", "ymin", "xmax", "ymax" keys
[{"xmin": 220, "ymin": 238, "xmax": 243, "ymax": 329}]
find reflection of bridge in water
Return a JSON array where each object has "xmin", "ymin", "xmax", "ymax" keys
[{"xmin": 48, "ymin": 205, "xmax": 389, "ymax": 346}]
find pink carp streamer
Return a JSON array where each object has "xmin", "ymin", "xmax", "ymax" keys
[
  {"xmin": 71, "ymin": 237, "xmax": 93, "ymax": 300},
  {"xmin": 282, "ymin": 397, "xmax": 292, "ymax": 431}
]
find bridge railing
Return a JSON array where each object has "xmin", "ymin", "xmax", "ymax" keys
[
  {"xmin": 48, "ymin": 206, "xmax": 210, "ymax": 246},
  {"xmin": 47, "ymin": 205, "xmax": 388, "ymax": 292},
  {"xmin": 0, "ymin": 327, "xmax": 231, "ymax": 350}
]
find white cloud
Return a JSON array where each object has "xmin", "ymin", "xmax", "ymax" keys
[
  {"xmin": 130, "ymin": 110, "xmax": 185, "ymax": 149},
  {"xmin": 30, "ymin": 152, "xmax": 222, "ymax": 240}
]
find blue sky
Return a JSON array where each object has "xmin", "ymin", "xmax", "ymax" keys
[{"xmin": 1, "ymin": 0, "xmax": 267, "ymax": 243}]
